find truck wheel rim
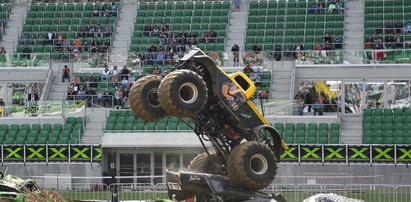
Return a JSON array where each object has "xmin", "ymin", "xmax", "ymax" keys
[
  {"xmin": 179, "ymin": 82, "xmax": 198, "ymax": 104},
  {"xmin": 250, "ymin": 154, "xmax": 268, "ymax": 175},
  {"xmin": 147, "ymin": 88, "xmax": 160, "ymax": 108}
]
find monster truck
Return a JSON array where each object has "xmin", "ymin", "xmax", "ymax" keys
[{"xmin": 129, "ymin": 48, "xmax": 288, "ymax": 191}]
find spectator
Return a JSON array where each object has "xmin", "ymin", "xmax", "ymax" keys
[
  {"xmin": 385, "ymin": 20, "xmax": 394, "ymax": 34},
  {"xmin": 28, "ymin": 89, "xmax": 39, "ymax": 102},
  {"xmin": 313, "ymin": 99, "xmax": 324, "ymax": 116},
  {"xmin": 314, "ymin": 43, "xmax": 324, "ymax": 50},
  {"xmin": 114, "ymin": 88, "xmax": 123, "ymax": 109},
  {"xmin": 120, "ymin": 65, "xmax": 130, "ymax": 79},
  {"xmin": 85, "ymin": 87, "xmax": 96, "ymax": 107},
  {"xmin": 394, "ymin": 34, "xmax": 403, "ymax": 48},
  {"xmin": 252, "ymin": 42, "xmax": 261, "ymax": 54},
  {"xmin": 78, "ymin": 25, "xmax": 88, "ymax": 38},
  {"xmin": 61, "ymin": 49, "xmax": 70, "ymax": 62},
  {"xmin": 104, "ymin": 24, "xmax": 112, "ymax": 37},
  {"xmin": 82, "ymin": 40, "xmax": 90, "ymax": 52},
  {"xmin": 128, "ymin": 73, "xmax": 136, "ymax": 86},
  {"xmin": 255, "ymin": 68, "xmax": 262, "ymax": 77},
  {"xmin": 231, "ymin": 44, "xmax": 240, "ymax": 67},
  {"xmin": 73, "ymin": 38, "xmax": 82, "ymax": 47},
  {"xmin": 404, "ymin": 21, "xmax": 411, "ymax": 33},
  {"xmin": 324, "ymin": 41, "xmax": 333, "ymax": 50},
  {"xmin": 202, "ymin": 31, "xmax": 209, "ymax": 43},
  {"xmin": 294, "ymin": 92, "xmax": 304, "ymax": 115},
  {"xmin": 294, "ymin": 42, "xmax": 304, "ymax": 58},
  {"xmin": 333, "ymin": 36, "xmax": 342, "ymax": 49},
  {"xmin": 63, "ymin": 39, "xmax": 70, "ymax": 50},
  {"xmin": 209, "ymin": 30, "xmax": 217, "ymax": 43},
  {"xmin": 110, "ymin": 3, "xmax": 118, "ymax": 17},
  {"xmin": 62, "ymin": 65, "xmax": 70, "ymax": 82},
  {"xmin": 89, "ymin": 75, "xmax": 98, "ymax": 88},
  {"xmin": 112, "ymin": 66, "xmax": 119, "ymax": 77},
  {"xmin": 92, "ymin": 6, "xmax": 99, "ymax": 17},
  {"xmin": 91, "ymin": 38, "xmax": 100, "ymax": 52},
  {"xmin": 102, "ymin": 65, "xmax": 111, "ymax": 80},
  {"xmin": 110, "ymin": 74, "xmax": 119, "ymax": 88},
  {"xmin": 19, "ymin": 32, "xmax": 28, "ymax": 44},
  {"xmin": 323, "ymin": 32, "xmax": 332, "ymax": 44},
  {"xmin": 47, "ymin": 30, "xmax": 55, "ymax": 44},
  {"xmin": 385, "ymin": 34, "xmax": 394, "ymax": 48},
  {"xmin": 233, "ymin": 0, "xmax": 240, "ymax": 11},
  {"xmin": 22, "ymin": 45, "xmax": 31, "ymax": 59},
  {"xmin": 364, "ymin": 35, "xmax": 374, "ymax": 48},
  {"xmin": 0, "ymin": 47, "xmax": 6, "ymax": 54},
  {"xmin": 327, "ymin": 2, "xmax": 336, "ymax": 13},
  {"xmin": 151, "ymin": 66, "xmax": 161, "ymax": 74},
  {"xmin": 395, "ymin": 20, "xmax": 403, "ymax": 34},
  {"xmin": 308, "ymin": 4, "xmax": 317, "ymax": 14},
  {"xmin": 121, "ymin": 77, "xmax": 128, "ymax": 88},
  {"xmin": 87, "ymin": 24, "xmax": 96, "ymax": 37},
  {"xmin": 67, "ymin": 88, "xmax": 76, "ymax": 100},
  {"xmin": 37, "ymin": 35, "xmax": 45, "ymax": 46},
  {"xmin": 273, "ymin": 45, "xmax": 282, "ymax": 61},
  {"xmin": 248, "ymin": 72, "xmax": 260, "ymax": 86},
  {"xmin": 96, "ymin": 89, "xmax": 104, "ymax": 106},
  {"xmin": 72, "ymin": 47, "xmax": 81, "ymax": 62},
  {"xmin": 243, "ymin": 63, "xmax": 254, "ymax": 76},
  {"xmin": 156, "ymin": 51, "xmax": 165, "ymax": 66},
  {"xmin": 103, "ymin": 89, "xmax": 112, "ymax": 107},
  {"xmin": 258, "ymin": 87, "xmax": 269, "ymax": 99},
  {"xmin": 335, "ymin": 0, "xmax": 343, "ymax": 13},
  {"xmin": 317, "ymin": 0, "xmax": 326, "ymax": 13}
]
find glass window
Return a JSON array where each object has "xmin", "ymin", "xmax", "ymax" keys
[
  {"xmin": 136, "ymin": 153, "xmax": 151, "ymax": 183},
  {"xmin": 182, "ymin": 153, "xmax": 199, "ymax": 169},
  {"xmin": 166, "ymin": 153, "xmax": 180, "ymax": 172},
  {"xmin": 119, "ymin": 153, "xmax": 134, "ymax": 183},
  {"xmin": 387, "ymin": 81, "xmax": 410, "ymax": 108},
  {"xmin": 344, "ymin": 82, "xmax": 363, "ymax": 113},
  {"xmin": 365, "ymin": 82, "xmax": 384, "ymax": 109}
]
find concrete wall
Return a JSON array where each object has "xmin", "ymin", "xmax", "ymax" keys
[
  {"xmin": 267, "ymin": 116, "xmax": 340, "ymax": 124},
  {"xmin": 295, "ymin": 64, "xmax": 411, "ymax": 80},
  {"xmin": 102, "ymin": 132, "xmax": 211, "ymax": 148},
  {"xmin": 0, "ymin": 117, "xmax": 64, "ymax": 125},
  {"xmin": 0, "ymin": 67, "xmax": 49, "ymax": 83}
]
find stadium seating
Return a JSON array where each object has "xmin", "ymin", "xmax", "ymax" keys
[
  {"xmin": 363, "ymin": 0, "xmax": 411, "ymax": 62},
  {"xmin": 17, "ymin": 2, "xmax": 118, "ymax": 59},
  {"xmin": 0, "ymin": 117, "xmax": 84, "ymax": 145},
  {"xmin": 274, "ymin": 122, "xmax": 341, "ymax": 144},
  {"xmin": 246, "ymin": 0, "xmax": 345, "ymax": 52},
  {"xmin": 362, "ymin": 108, "xmax": 411, "ymax": 144},
  {"xmin": 105, "ymin": 110, "xmax": 195, "ymax": 132},
  {"xmin": 130, "ymin": 1, "xmax": 230, "ymax": 57}
]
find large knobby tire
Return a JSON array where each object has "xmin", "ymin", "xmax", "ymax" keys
[
  {"xmin": 158, "ymin": 70, "xmax": 208, "ymax": 118},
  {"xmin": 227, "ymin": 141, "xmax": 278, "ymax": 191},
  {"xmin": 129, "ymin": 75, "xmax": 166, "ymax": 122},
  {"xmin": 188, "ymin": 152, "xmax": 224, "ymax": 175}
]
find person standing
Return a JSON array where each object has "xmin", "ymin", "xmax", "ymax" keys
[
  {"xmin": 233, "ymin": 0, "xmax": 240, "ymax": 11},
  {"xmin": 231, "ymin": 44, "xmax": 240, "ymax": 67},
  {"xmin": 62, "ymin": 65, "xmax": 70, "ymax": 82}
]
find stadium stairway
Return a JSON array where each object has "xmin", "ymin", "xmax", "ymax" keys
[
  {"xmin": 270, "ymin": 60, "xmax": 294, "ymax": 101},
  {"xmin": 343, "ymin": 0, "xmax": 365, "ymax": 51},
  {"xmin": 47, "ymin": 64, "xmax": 69, "ymax": 101},
  {"xmin": 81, "ymin": 107, "xmax": 105, "ymax": 144},
  {"xmin": 340, "ymin": 115, "xmax": 362, "ymax": 144},
  {"xmin": 109, "ymin": 4, "xmax": 137, "ymax": 66},
  {"xmin": 225, "ymin": 0, "xmax": 248, "ymax": 64},
  {"xmin": 0, "ymin": 4, "xmax": 28, "ymax": 54}
]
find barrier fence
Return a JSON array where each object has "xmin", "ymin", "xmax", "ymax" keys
[
  {"xmin": 1, "ymin": 144, "xmax": 410, "ymax": 164},
  {"xmin": 0, "ymin": 144, "xmax": 101, "ymax": 163},
  {"xmin": 31, "ymin": 182, "xmax": 411, "ymax": 202}
]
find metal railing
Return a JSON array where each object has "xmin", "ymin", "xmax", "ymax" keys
[
  {"xmin": 25, "ymin": 182, "xmax": 411, "ymax": 202},
  {"xmin": 0, "ymin": 100, "xmax": 85, "ymax": 117}
]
